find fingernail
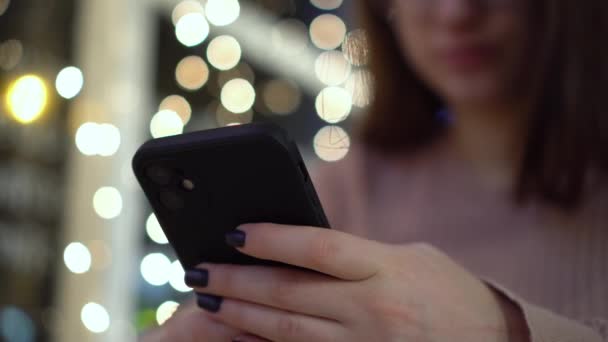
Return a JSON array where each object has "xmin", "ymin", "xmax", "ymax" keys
[
  {"xmin": 185, "ymin": 269, "xmax": 208, "ymax": 287},
  {"xmin": 225, "ymin": 229, "xmax": 246, "ymax": 248},
  {"xmin": 196, "ymin": 293, "xmax": 223, "ymax": 313}
]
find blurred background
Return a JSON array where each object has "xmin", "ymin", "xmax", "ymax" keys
[{"xmin": 0, "ymin": 0, "xmax": 369, "ymax": 340}]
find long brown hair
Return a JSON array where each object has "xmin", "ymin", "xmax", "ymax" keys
[{"xmin": 355, "ymin": 0, "xmax": 608, "ymax": 210}]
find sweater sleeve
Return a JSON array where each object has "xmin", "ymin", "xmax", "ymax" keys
[{"xmin": 485, "ymin": 279, "xmax": 606, "ymax": 342}]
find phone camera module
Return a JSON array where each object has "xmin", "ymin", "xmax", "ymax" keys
[
  {"xmin": 160, "ymin": 190, "xmax": 184, "ymax": 210},
  {"xmin": 181, "ymin": 179, "xmax": 195, "ymax": 191},
  {"xmin": 146, "ymin": 165, "xmax": 172, "ymax": 185}
]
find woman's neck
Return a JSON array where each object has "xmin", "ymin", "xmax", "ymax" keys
[{"xmin": 445, "ymin": 102, "xmax": 526, "ymax": 190}]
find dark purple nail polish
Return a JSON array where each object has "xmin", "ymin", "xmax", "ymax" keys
[
  {"xmin": 196, "ymin": 293, "xmax": 223, "ymax": 313},
  {"xmin": 185, "ymin": 269, "xmax": 208, "ymax": 287},
  {"xmin": 225, "ymin": 229, "xmax": 246, "ymax": 248}
]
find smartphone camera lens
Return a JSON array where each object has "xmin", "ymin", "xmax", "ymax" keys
[
  {"xmin": 146, "ymin": 165, "xmax": 172, "ymax": 185},
  {"xmin": 181, "ymin": 179, "xmax": 195, "ymax": 191},
  {"xmin": 160, "ymin": 190, "xmax": 185, "ymax": 211}
]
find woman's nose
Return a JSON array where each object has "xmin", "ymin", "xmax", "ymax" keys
[{"xmin": 435, "ymin": 0, "xmax": 481, "ymax": 28}]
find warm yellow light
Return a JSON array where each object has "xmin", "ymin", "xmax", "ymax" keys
[
  {"xmin": 309, "ymin": 14, "xmax": 347, "ymax": 50},
  {"xmin": 207, "ymin": 35, "xmax": 242, "ymax": 71},
  {"xmin": 175, "ymin": 56, "xmax": 209, "ymax": 91},
  {"xmin": 313, "ymin": 125, "xmax": 350, "ymax": 162},
  {"xmin": 175, "ymin": 12, "xmax": 210, "ymax": 47},
  {"xmin": 262, "ymin": 79, "xmax": 301, "ymax": 115},
  {"xmin": 6, "ymin": 74, "xmax": 48, "ymax": 124},
  {"xmin": 205, "ymin": 0, "xmax": 240, "ymax": 26},
  {"xmin": 310, "ymin": 0, "xmax": 343, "ymax": 10},
  {"xmin": 159, "ymin": 95, "xmax": 192, "ymax": 124},
  {"xmin": 315, "ymin": 50, "xmax": 351, "ymax": 86},
  {"xmin": 315, "ymin": 86, "xmax": 352, "ymax": 124},
  {"xmin": 156, "ymin": 301, "xmax": 180, "ymax": 325},
  {"xmin": 220, "ymin": 78, "xmax": 255, "ymax": 114}
]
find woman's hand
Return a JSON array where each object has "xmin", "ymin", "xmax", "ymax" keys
[
  {"xmin": 138, "ymin": 297, "xmax": 254, "ymax": 342},
  {"xmin": 186, "ymin": 223, "xmax": 529, "ymax": 342}
]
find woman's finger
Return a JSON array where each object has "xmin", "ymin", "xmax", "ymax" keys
[
  {"xmin": 189, "ymin": 263, "xmax": 356, "ymax": 320},
  {"xmin": 198, "ymin": 295, "xmax": 346, "ymax": 342},
  {"xmin": 227, "ymin": 223, "xmax": 384, "ymax": 280},
  {"xmin": 232, "ymin": 333, "xmax": 272, "ymax": 342}
]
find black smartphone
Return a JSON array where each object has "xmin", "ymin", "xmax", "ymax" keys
[{"xmin": 132, "ymin": 123, "xmax": 330, "ymax": 271}]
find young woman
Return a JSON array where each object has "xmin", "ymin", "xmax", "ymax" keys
[{"xmin": 142, "ymin": 0, "xmax": 608, "ymax": 340}]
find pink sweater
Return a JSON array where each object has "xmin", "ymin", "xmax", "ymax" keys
[{"xmin": 311, "ymin": 139, "xmax": 607, "ymax": 341}]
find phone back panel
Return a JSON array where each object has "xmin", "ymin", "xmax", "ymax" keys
[{"xmin": 133, "ymin": 124, "xmax": 330, "ymax": 270}]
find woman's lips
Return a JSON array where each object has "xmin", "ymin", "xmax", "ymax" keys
[{"xmin": 438, "ymin": 45, "xmax": 494, "ymax": 71}]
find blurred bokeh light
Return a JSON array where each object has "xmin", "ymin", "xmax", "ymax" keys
[
  {"xmin": 309, "ymin": 14, "xmax": 347, "ymax": 50},
  {"xmin": 207, "ymin": 35, "xmax": 242, "ymax": 71},
  {"xmin": 92, "ymin": 187, "xmax": 123, "ymax": 220},
  {"xmin": 221, "ymin": 78, "xmax": 256, "ymax": 114},
  {"xmin": 205, "ymin": 0, "xmax": 240, "ymax": 26},
  {"xmin": 313, "ymin": 125, "xmax": 350, "ymax": 162},
  {"xmin": 155, "ymin": 301, "xmax": 179, "ymax": 326},
  {"xmin": 146, "ymin": 213, "xmax": 169, "ymax": 245},
  {"xmin": 175, "ymin": 55, "xmax": 210, "ymax": 91},
  {"xmin": 310, "ymin": 0, "xmax": 343, "ymax": 10},
  {"xmin": 80, "ymin": 303, "xmax": 110, "ymax": 333},
  {"xmin": 150, "ymin": 110, "xmax": 184, "ymax": 138},
  {"xmin": 175, "ymin": 12, "xmax": 210, "ymax": 47},
  {"xmin": 315, "ymin": 86, "xmax": 352, "ymax": 123},
  {"xmin": 63, "ymin": 242, "xmax": 92, "ymax": 274},
  {"xmin": 159, "ymin": 95, "xmax": 192, "ymax": 125},
  {"xmin": 55, "ymin": 66, "xmax": 84, "ymax": 99},
  {"xmin": 5, "ymin": 75, "xmax": 48, "ymax": 124},
  {"xmin": 315, "ymin": 50, "xmax": 351, "ymax": 86},
  {"xmin": 140, "ymin": 253, "xmax": 172, "ymax": 286}
]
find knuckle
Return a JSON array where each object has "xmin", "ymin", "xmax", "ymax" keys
[
  {"xmin": 369, "ymin": 299, "xmax": 416, "ymax": 327},
  {"xmin": 214, "ymin": 264, "xmax": 238, "ymax": 293},
  {"xmin": 409, "ymin": 242, "xmax": 439, "ymax": 255},
  {"xmin": 309, "ymin": 231, "xmax": 338, "ymax": 268},
  {"xmin": 277, "ymin": 315, "xmax": 302, "ymax": 338},
  {"xmin": 269, "ymin": 271, "xmax": 299, "ymax": 306},
  {"xmin": 269, "ymin": 280, "xmax": 293, "ymax": 307}
]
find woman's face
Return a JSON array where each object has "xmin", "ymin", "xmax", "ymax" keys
[{"xmin": 389, "ymin": 0, "xmax": 525, "ymax": 107}]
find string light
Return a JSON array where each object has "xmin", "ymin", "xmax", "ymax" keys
[
  {"xmin": 313, "ymin": 125, "xmax": 350, "ymax": 162},
  {"xmin": 140, "ymin": 253, "xmax": 172, "ymax": 286},
  {"xmin": 175, "ymin": 12, "xmax": 210, "ymax": 47},
  {"xmin": 63, "ymin": 242, "xmax": 92, "ymax": 274},
  {"xmin": 205, "ymin": 0, "xmax": 240, "ymax": 26},
  {"xmin": 75, "ymin": 122, "xmax": 121, "ymax": 156},
  {"xmin": 156, "ymin": 301, "xmax": 179, "ymax": 325},
  {"xmin": 169, "ymin": 260, "xmax": 191, "ymax": 293},
  {"xmin": 342, "ymin": 29, "xmax": 370, "ymax": 66},
  {"xmin": 55, "ymin": 66, "xmax": 84, "ymax": 99},
  {"xmin": 310, "ymin": 0, "xmax": 343, "ymax": 10},
  {"xmin": 262, "ymin": 79, "xmax": 301, "ymax": 115},
  {"xmin": 159, "ymin": 95, "xmax": 192, "ymax": 125},
  {"xmin": 93, "ymin": 187, "xmax": 123, "ymax": 220},
  {"xmin": 5, "ymin": 74, "xmax": 48, "ymax": 124},
  {"xmin": 150, "ymin": 110, "xmax": 184, "ymax": 138},
  {"xmin": 171, "ymin": 0, "xmax": 204, "ymax": 25},
  {"xmin": 309, "ymin": 14, "xmax": 347, "ymax": 50},
  {"xmin": 344, "ymin": 70, "xmax": 373, "ymax": 108},
  {"xmin": 207, "ymin": 35, "xmax": 242, "ymax": 71},
  {"xmin": 146, "ymin": 213, "xmax": 168, "ymax": 244},
  {"xmin": 220, "ymin": 78, "xmax": 255, "ymax": 114},
  {"xmin": 314, "ymin": 50, "xmax": 351, "ymax": 86},
  {"xmin": 315, "ymin": 86, "xmax": 352, "ymax": 124},
  {"xmin": 175, "ymin": 56, "xmax": 209, "ymax": 91},
  {"xmin": 81, "ymin": 303, "xmax": 110, "ymax": 333}
]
